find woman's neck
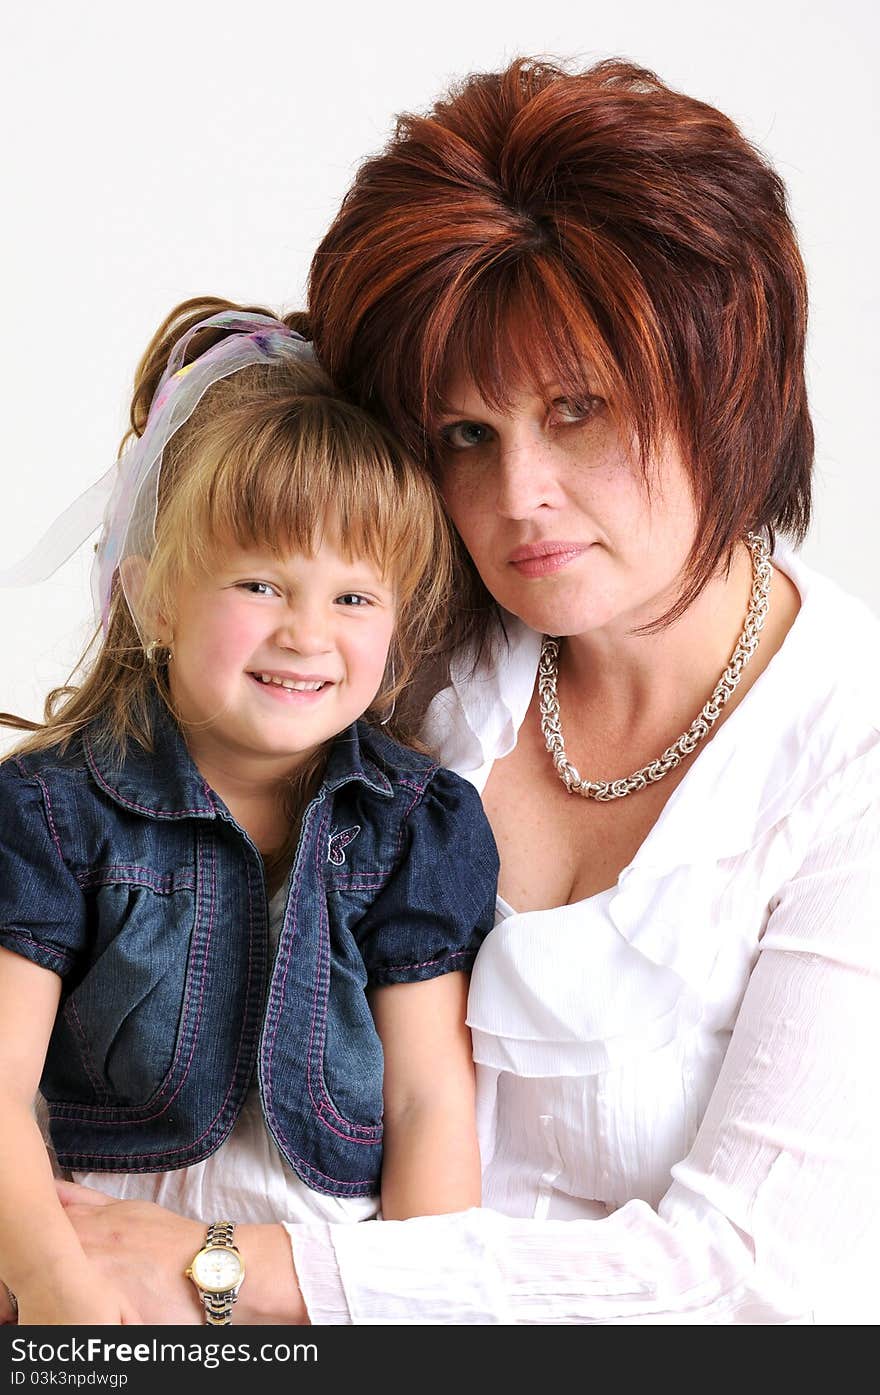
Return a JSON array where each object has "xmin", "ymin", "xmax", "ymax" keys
[{"xmin": 557, "ymin": 543, "xmax": 799, "ymax": 750}]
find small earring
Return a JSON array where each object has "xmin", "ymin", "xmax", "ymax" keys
[
  {"xmin": 380, "ymin": 656, "xmax": 396, "ymax": 727},
  {"xmin": 145, "ymin": 639, "xmax": 171, "ymax": 665}
]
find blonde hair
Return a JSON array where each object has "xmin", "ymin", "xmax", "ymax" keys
[{"xmin": 2, "ymin": 297, "xmax": 454, "ymax": 767}]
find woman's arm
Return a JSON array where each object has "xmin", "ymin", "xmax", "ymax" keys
[
  {"xmin": 286, "ymin": 794, "xmax": 880, "ymax": 1323},
  {"xmin": 53, "ymin": 1183, "xmax": 306, "ymax": 1325},
  {"xmin": 59, "ymin": 793, "xmax": 880, "ymax": 1323},
  {"xmin": 0, "ymin": 948, "xmax": 141, "ymax": 1325},
  {"xmin": 370, "ymin": 971, "xmax": 481, "ymax": 1219}
]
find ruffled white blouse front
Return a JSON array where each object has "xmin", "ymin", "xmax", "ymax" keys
[{"xmin": 289, "ymin": 545, "xmax": 880, "ymax": 1324}]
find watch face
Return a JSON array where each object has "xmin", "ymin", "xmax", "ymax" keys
[{"xmin": 192, "ymin": 1246, "xmax": 243, "ymax": 1293}]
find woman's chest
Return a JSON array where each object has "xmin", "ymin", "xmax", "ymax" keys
[
  {"xmin": 468, "ymin": 849, "xmax": 780, "ymax": 1216},
  {"xmin": 481, "ymin": 707, "xmax": 692, "ymax": 909}
]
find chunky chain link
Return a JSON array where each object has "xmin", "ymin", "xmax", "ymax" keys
[{"xmin": 538, "ymin": 532, "xmax": 772, "ymax": 801}]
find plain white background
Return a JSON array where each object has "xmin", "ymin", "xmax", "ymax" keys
[{"xmin": 1, "ymin": 0, "xmax": 877, "ymax": 744}]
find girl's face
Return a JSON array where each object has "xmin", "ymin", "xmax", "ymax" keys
[
  {"xmin": 164, "ymin": 533, "xmax": 397, "ymax": 780},
  {"xmin": 434, "ymin": 373, "xmax": 699, "ymax": 639}
]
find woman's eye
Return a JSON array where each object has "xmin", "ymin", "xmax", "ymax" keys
[
  {"xmin": 336, "ymin": 593, "xmax": 372, "ymax": 607},
  {"xmin": 551, "ymin": 396, "xmax": 604, "ymax": 424},
  {"xmin": 439, "ymin": 421, "xmax": 493, "ymax": 450}
]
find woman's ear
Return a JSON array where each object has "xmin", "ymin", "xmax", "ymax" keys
[{"xmin": 118, "ymin": 555, "xmax": 171, "ymax": 644}]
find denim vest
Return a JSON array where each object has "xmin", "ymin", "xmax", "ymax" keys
[{"xmin": 0, "ymin": 703, "xmax": 498, "ymax": 1196}]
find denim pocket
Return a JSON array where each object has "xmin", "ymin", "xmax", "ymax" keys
[
  {"xmin": 321, "ymin": 932, "xmax": 385, "ymax": 1131},
  {"xmin": 47, "ymin": 870, "xmax": 196, "ymax": 1108},
  {"xmin": 304, "ymin": 907, "xmax": 384, "ymax": 1141}
]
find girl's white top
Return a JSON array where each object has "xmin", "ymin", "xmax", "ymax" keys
[
  {"xmin": 289, "ymin": 545, "xmax": 880, "ymax": 1324},
  {"xmin": 77, "ymin": 546, "xmax": 880, "ymax": 1323}
]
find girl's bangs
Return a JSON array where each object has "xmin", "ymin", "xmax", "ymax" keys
[{"xmin": 173, "ymin": 403, "xmax": 437, "ymax": 598}]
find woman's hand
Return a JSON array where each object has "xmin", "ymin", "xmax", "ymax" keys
[
  {"xmin": 55, "ymin": 1180, "xmax": 310, "ymax": 1325},
  {"xmin": 55, "ymin": 1181, "xmax": 204, "ymax": 1325},
  {"xmin": 14, "ymin": 1267, "xmax": 142, "ymax": 1326},
  {"xmin": 0, "ymin": 1281, "xmax": 18, "ymax": 1324}
]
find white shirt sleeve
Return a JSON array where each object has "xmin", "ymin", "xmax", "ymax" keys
[{"xmin": 284, "ymin": 796, "xmax": 880, "ymax": 1324}]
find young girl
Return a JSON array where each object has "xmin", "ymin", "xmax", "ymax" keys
[{"xmin": 0, "ymin": 299, "xmax": 498, "ymax": 1326}]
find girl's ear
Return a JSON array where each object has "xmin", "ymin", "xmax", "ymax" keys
[{"xmin": 118, "ymin": 555, "xmax": 172, "ymax": 644}]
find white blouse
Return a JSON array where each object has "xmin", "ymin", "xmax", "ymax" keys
[{"xmin": 288, "ymin": 545, "xmax": 880, "ymax": 1324}]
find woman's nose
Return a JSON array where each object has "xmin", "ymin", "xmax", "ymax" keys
[{"xmin": 495, "ymin": 431, "xmax": 559, "ymax": 519}]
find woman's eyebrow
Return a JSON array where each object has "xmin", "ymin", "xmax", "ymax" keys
[{"xmin": 434, "ymin": 395, "xmax": 475, "ymax": 417}]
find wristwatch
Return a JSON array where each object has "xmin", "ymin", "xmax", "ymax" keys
[{"xmin": 185, "ymin": 1221, "xmax": 245, "ymax": 1324}]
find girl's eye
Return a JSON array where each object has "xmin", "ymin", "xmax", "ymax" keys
[
  {"xmin": 551, "ymin": 395, "xmax": 604, "ymax": 424},
  {"xmin": 336, "ymin": 593, "xmax": 372, "ymax": 607},
  {"xmin": 238, "ymin": 581, "xmax": 278, "ymax": 597},
  {"xmin": 438, "ymin": 420, "xmax": 494, "ymax": 451}
]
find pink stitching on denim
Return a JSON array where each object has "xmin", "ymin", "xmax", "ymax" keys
[
  {"xmin": 77, "ymin": 862, "xmax": 195, "ymax": 884},
  {"xmin": 305, "ymin": 826, "xmax": 381, "ymax": 1139},
  {"xmin": 263, "ymin": 803, "xmax": 379, "ymax": 1153},
  {"xmin": 83, "ymin": 732, "xmax": 211, "ymax": 818},
  {"xmin": 257, "ymin": 820, "xmax": 376, "ymax": 1183},
  {"xmin": 58, "ymin": 1129, "xmax": 376, "ymax": 1191},
  {"xmin": 337, "ymin": 880, "xmax": 393, "ymax": 890},
  {"xmin": 261, "ymin": 804, "xmax": 306, "ymax": 1133},
  {"xmin": 382, "ymin": 949, "xmax": 472, "ymax": 973},
  {"xmin": 77, "ymin": 863, "xmax": 181, "ymax": 872},
  {"xmin": 0, "ymin": 928, "xmax": 74, "ymax": 968},
  {"xmin": 49, "ymin": 833, "xmax": 261, "ymax": 1162},
  {"xmin": 396, "ymin": 774, "xmax": 438, "ymax": 793},
  {"xmin": 49, "ymin": 819, "xmax": 370, "ymax": 1184},
  {"xmin": 64, "ymin": 999, "xmax": 107, "ymax": 1098},
  {"xmin": 393, "ymin": 783, "xmax": 425, "ymax": 862},
  {"xmin": 78, "ymin": 871, "xmax": 195, "ymax": 894},
  {"xmin": 19, "ymin": 763, "xmax": 66, "ymax": 868},
  {"xmin": 50, "ymin": 831, "xmax": 218, "ymax": 1128},
  {"xmin": 253, "ymin": 1114, "xmax": 376, "ymax": 1189}
]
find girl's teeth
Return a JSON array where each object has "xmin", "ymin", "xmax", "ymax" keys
[{"xmin": 257, "ymin": 673, "xmax": 325, "ymax": 691}]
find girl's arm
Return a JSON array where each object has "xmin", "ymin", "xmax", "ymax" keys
[
  {"xmin": 369, "ymin": 971, "xmax": 481, "ymax": 1219},
  {"xmin": 0, "ymin": 948, "xmax": 141, "ymax": 1325}
]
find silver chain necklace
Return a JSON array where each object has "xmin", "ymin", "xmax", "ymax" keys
[{"xmin": 538, "ymin": 532, "xmax": 773, "ymax": 801}]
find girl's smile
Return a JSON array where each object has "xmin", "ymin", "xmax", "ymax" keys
[
  {"xmin": 249, "ymin": 671, "xmax": 336, "ymax": 698},
  {"xmin": 163, "ymin": 534, "xmax": 397, "ymax": 785}
]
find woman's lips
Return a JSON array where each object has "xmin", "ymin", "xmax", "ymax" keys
[{"xmin": 507, "ymin": 543, "xmax": 591, "ymax": 578}]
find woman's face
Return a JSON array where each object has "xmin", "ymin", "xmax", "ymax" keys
[{"xmin": 434, "ymin": 373, "xmax": 700, "ymax": 639}]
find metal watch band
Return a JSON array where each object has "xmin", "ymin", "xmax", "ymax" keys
[{"xmin": 201, "ymin": 1220, "xmax": 240, "ymax": 1326}]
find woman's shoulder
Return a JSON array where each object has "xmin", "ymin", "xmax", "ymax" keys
[
  {"xmin": 654, "ymin": 546, "xmax": 880, "ymax": 869},
  {"xmin": 775, "ymin": 544, "xmax": 880, "ymax": 732},
  {"xmin": 420, "ymin": 614, "xmax": 543, "ymax": 780}
]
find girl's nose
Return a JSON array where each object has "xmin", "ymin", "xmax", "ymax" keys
[{"xmin": 275, "ymin": 602, "xmax": 333, "ymax": 655}]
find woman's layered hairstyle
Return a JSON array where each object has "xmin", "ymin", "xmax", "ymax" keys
[{"xmin": 308, "ymin": 57, "xmax": 813, "ymax": 635}]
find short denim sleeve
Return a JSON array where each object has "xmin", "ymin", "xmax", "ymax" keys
[
  {"xmin": 354, "ymin": 767, "xmax": 499, "ymax": 987},
  {"xmin": 0, "ymin": 759, "xmax": 87, "ymax": 977}
]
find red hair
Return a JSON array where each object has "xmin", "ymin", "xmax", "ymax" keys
[{"xmin": 308, "ymin": 57, "xmax": 813, "ymax": 630}]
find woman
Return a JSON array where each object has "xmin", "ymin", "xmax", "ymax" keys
[{"xmin": 18, "ymin": 56, "xmax": 880, "ymax": 1325}]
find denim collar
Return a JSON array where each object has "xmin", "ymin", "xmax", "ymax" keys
[{"xmin": 83, "ymin": 693, "xmax": 393, "ymax": 821}]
